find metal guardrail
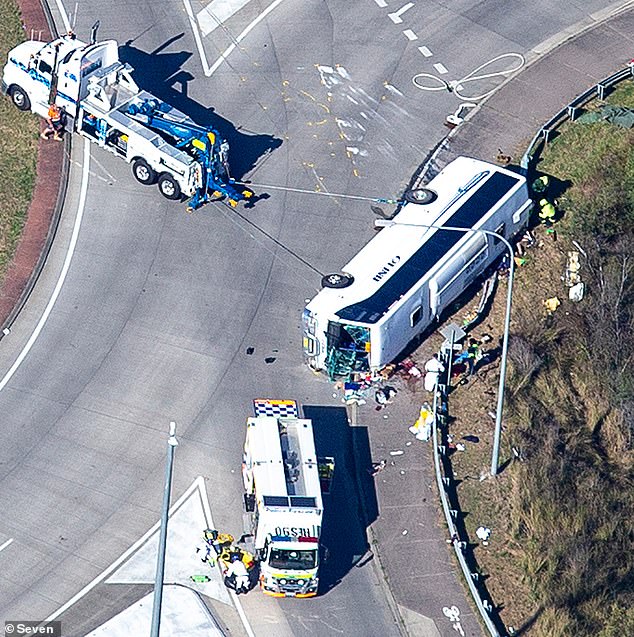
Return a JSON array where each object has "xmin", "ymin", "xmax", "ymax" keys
[
  {"xmin": 431, "ymin": 340, "xmax": 501, "ymax": 637},
  {"xmin": 429, "ymin": 64, "xmax": 634, "ymax": 637},
  {"xmin": 521, "ymin": 63, "xmax": 634, "ymax": 171}
]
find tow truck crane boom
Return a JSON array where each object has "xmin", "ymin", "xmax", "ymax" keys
[{"xmin": 126, "ymin": 98, "xmax": 251, "ymax": 210}]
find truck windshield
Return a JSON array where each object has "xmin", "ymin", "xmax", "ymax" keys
[{"xmin": 269, "ymin": 548, "xmax": 317, "ymax": 570}]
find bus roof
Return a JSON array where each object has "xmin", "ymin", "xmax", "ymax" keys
[{"xmin": 306, "ymin": 156, "xmax": 525, "ymax": 326}]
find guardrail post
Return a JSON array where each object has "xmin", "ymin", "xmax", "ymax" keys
[
  {"xmin": 567, "ymin": 105, "xmax": 578, "ymax": 121},
  {"xmin": 597, "ymin": 83, "xmax": 606, "ymax": 100},
  {"xmin": 483, "ymin": 600, "xmax": 493, "ymax": 613},
  {"xmin": 442, "ymin": 476, "xmax": 450, "ymax": 487},
  {"xmin": 449, "ymin": 509, "xmax": 457, "ymax": 519},
  {"xmin": 438, "ymin": 445, "xmax": 446, "ymax": 455},
  {"xmin": 540, "ymin": 128, "xmax": 550, "ymax": 143},
  {"xmin": 471, "ymin": 572, "xmax": 480, "ymax": 581}
]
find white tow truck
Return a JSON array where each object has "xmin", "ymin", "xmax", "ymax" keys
[
  {"xmin": 1, "ymin": 30, "xmax": 252, "ymax": 209},
  {"xmin": 242, "ymin": 399, "xmax": 326, "ymax": 598}
]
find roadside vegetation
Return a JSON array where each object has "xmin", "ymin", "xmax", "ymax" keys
[
  {"xmin": 448, "ymin": 80, "xmax": 634, "ymax": 635},
  {"xmin": 0, "ymin": 1, "xmax": 39, "ymax": 282}
]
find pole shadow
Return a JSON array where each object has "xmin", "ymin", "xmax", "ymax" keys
[
  {"xmin": 302, "ymin": 405, "xmax": 378, "ymax": 595},
  {"xmin": 118, "ymin": 35, "xmax": 282, "ymax": 181}
]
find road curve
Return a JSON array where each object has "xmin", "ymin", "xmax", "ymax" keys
[{"xmin": 0, "ymin": 1, "xmax": 627, "ymax": 635}]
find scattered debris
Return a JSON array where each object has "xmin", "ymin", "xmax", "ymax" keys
[
  {"xmin": 476, "ymin": 526, "xmax": 492, "ymax": 545},
  {"xmin": 402, "ymin": 529, "xmax": 408, "ymax": 536},
  {"xmin": 264, "ymin": 357, "xmax": 276, "ymax": 364},
  {"xmin": 389, "ymin": 450, "xmax": 404, "ymax": 456},
  {"xmin": 409, "ymin": 403, "xmax": 434, "ymax": 441},
  {"xmin": 368, "ymin": 459, "xmax": 387, "ymax": 476},
  {"xmin": 424, "ymin": 354, "xmax": 445, "ymax": 391},
  {"xmin": 569, "ymin": 281, "xmax": 584, "ymax": 302},
  {"xmin": 496, "ymin": 148, "xmax": 512, "ymax": 164},
  {"xmin": 462, "ymin": 435, "xmax": 480, "ymax": 443},
  {"xmin": 246, "ymin": 347, "xmax": 254, "ymax": 355},
  {"xmin": 544, "ymin": 296, "xmax": 561, "ymax": 315},
  {"xmin": 564, "ymin": 250, "xmax": 581, "ymax": 287},
  {"xmin": 578, "ymin": 104, "xmax": 634, "ymax": 128}
]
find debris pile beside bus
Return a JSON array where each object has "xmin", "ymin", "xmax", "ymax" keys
[{"xmin": 302, "ymin": 156, "xmax": 533, "ymax": 379}]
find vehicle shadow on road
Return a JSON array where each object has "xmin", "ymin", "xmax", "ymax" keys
[
  {"xmin": 119, "ymin": 34, "xmax": 282, "ymax": 180},
  {"xmin": 303, "ymin": 405, "xmax": 379, "ymax": 595}
]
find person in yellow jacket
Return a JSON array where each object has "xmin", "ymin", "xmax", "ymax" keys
[{"xmin": 539, "ymin": 198, "xmax": 556, "ymax": 229}]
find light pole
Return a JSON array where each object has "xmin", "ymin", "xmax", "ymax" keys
[
  {"xmin": 374, "ymin": 218, "xmax": 514, "ymax": 476},
  {"xmin": 150, "ymin": 421, "xmax": 179, "ymax": 636}
]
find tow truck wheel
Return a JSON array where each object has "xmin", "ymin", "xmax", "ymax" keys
[
  {"xmin": 158, "ymin": 173, "xmax": 181, "ymax": 200},
  {"xmin": 321, "ymin": 273, "xmax": 354, "ymax": 289},
  {"xmin": 132, "ymin": 159, "xmax": 156, "ymax": 185},
  {"xmin": 403, "ymin": 187, "xmax": 436, "ymax": 204},
  {"xmin": 10, "ymin": 86, "xmax": 30, "ymax": 111}
]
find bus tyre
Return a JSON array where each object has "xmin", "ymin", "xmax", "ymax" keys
[
  {"xmin": 404, "ymin": 187, "xmax": 436, "ymax": 204},
  {"xmin": 158, "ymin": 173, "xmax": 181, "ymax": 200},
  {"xmin": 10, "ymin": 86, "xmax": 30, "ymax": 111},
  {"xmin": 132, "ymin": 159, "xmax": 156, "ymax": 185},
  {"xmin": 321, "ymin": 273, "xmax": 354, "ymax": 289}
]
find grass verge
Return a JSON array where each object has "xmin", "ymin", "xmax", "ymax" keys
[
  {"xmin": 0, "ymin": 0, "xmax": 39, "ymax": 281},
  {"xmin": 446, "ymin": 79, "xmax": 634, "ymax": 636}
]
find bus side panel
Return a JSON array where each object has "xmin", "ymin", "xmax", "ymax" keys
[
  {"xmin": 430, "ymin": 235, "xmax": 488, "ymax": 319},
  {"xmin": 373, "ymin": 279, "xmax": 432, "ymax": 369}
]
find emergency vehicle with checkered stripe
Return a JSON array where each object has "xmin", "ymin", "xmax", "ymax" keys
[{"xmin": 242, "ymin": 400, "xmax": 332, "ymax": 598}]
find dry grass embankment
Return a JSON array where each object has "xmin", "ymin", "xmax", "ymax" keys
[
  {"xmin": 447, "ymin": 80, "xmax": 634, "ymax": 636},
  {"xmin": 0, "ymin": 1, "xmax": 39, "ymax": 280}
]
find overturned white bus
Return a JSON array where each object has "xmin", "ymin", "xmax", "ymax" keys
[{"xmin": 302, "ymin": 156, "xmax": 532, "ymax": 379}]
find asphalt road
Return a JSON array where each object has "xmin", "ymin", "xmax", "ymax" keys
[{"xmin": 0, "ymin": 0, "xmax": 625, "ymax": 635}]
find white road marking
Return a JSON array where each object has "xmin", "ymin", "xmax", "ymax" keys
[
  {"xmin": 207, "ymin": 0, "xmax": 286, "ymax": 76},
  {"xmin": 86, "ymin": 587, "xmax": 225, "ymax": 636},
  {"xmin": 53, "ymin": 0, "xmax": 71, "ymax": 32},
  {"xmin": 374, "ymin": 0, "xmax": 388, "ymax": 7},
  {"xmin": 403, "ymin": 29, "xmax": 418, "ymax": 41},
  {"xmin": 434, "ymin": 62, "xmax": 449, "ymax": 74},
  {"xmin": 0, "ymin": 538, "xmax": 14, "ymax": 553},
  {"xmin": 197, "ymin": 0, "xmax": 252, "ymax": 37},
  {"xmin": 182, "ymin": 0, "xmax": 212, "ymax": 75},
  {"xmin": 44, "ymin": 476, "xmax": 255, "ymax": 637},
  {"xmin": 418, "ymin": 45, "xmax": 433, "ymax": 57},
  {"xmin": 0, "ymin": 138, "xmax": 90, "ymax": 395},
  {"xmin": 388, "ymin": 2, "xmax": 414, "ymax": 24}
]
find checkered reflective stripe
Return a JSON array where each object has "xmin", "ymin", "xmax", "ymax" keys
[{"xmin": 253, "ymin": 399, "xmax": 298, "ymax": 418}]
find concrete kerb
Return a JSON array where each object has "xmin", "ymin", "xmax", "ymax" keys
[
  {"xmin": 407, "ymin": 0, "xmax": 634, "ymax": 188},
  {"xmin": 0, "ymin": 0, "xmax": 69, "ymax": 337}
]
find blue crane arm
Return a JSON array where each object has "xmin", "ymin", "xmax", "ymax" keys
[{"xmin": 125, "ymin": 99, "xmax": 253, "ymax": 209}]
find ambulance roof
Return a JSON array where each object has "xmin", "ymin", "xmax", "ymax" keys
[
  {"xmin": 305, "ymin": 156, "xmax": 526, "ymax": 326},
  {"xmin": 246, "ymin": 417, "xmax": 323, "ymax": 511}
]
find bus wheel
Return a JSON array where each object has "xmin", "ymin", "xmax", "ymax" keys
[
  {"xmin": 132, "ymin": 158, "xmax": 156, "ymax": 185},
  {"xmin": 158, "ymin": 173, "xmax": 181, "ymax": 200},
  {"xmin": 403, "ymin": 187, "xmax": 436, "ymax": 204},
  {"xmin": 321, "ymin": 273, "xmax": 354, "ymax": 289}
]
